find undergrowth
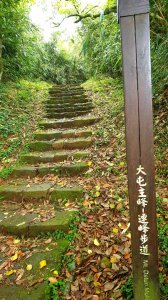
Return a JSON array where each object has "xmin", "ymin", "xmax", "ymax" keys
[{"xmin": 0, "ymin": 80, "xmax": 50, "ymax": 179}]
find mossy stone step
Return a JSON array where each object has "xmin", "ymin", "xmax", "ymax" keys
[
  {"xmin": 0, "ymin": 239, "xmax": 69, "ymax": 299},
  {"xmin": 34, "ymin": 129, "xmax": 92, "ymax": 141},
  {"xmin": 53, "ymin": 137, "xmax": 92, "ymax": 150},
  {"xmin": 0, "ymin": 183, "xmax": 84, "ymax": 201},
  {"xmin": 39, "ymin": 116, "xmax": 100, "ymax": 129},
  {"xmin": 45, "ymin": 97, "xmax": 89, "ymax": 105},
  {"xmin": 45, "ymin": 110, "xmax": 91, "ymax": 119},
  {"xmin": 49, "ymin": 90, "xmax": 85, "ymax": 96},
  {"xmin": 29, "ymin": 141, "xmax": 53, "ymax": 151},
  {"xmin": 0, "ymin": 182, "xmax": 52, "ymax": 201},
  {"xmin": 29, "ymin": 138, "xmax": 92, "ymax": 152},
  {"xmin": 21, "ymin": 150, "xmax": 90, "ymax": 164},
  {"xmin": 0, "ymin": 210, "xmax": 75, "ymax": 236},
  {"xmin": 0, "ymin": 283, "xmax": 47, "ymax": 300},
  {"xmin": 50, "ymin": 87, "xmax": 84, "ymax": 91},
  {"xmin": 45, "ymin": 103, "xmax": 94, "ymax": 112},
  {"xmin": 45, "ymin": 101, "xmax": 93, "ymax": 109},
  {"xmin": 51, "ymin": 85, "xmax": 83, "ymax": 90},
  {"xmin": 12, "ymin": 162, "xmax": 89, "ymax": 178},
  {"xmin": 50, "ymin": 186, "xmax": 84, "ymax": 202}
]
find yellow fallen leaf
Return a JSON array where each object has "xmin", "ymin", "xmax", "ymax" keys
[
  {"xmin": 88, "ymin": 161, "xmax": 92, "ymax": 166},
  {"xmin": 39, "ymin": 260, "xmax": 47, "ymax": 269},
  {"xmin": 95, "ymin": 191, "xmax": 100, "ymax": 197},
  {"xmin": 95, "ymin": 185, "xmax": 100, "ymax": 191},
  {"xmin": 65, "ymin": 203, "xmax": 69, "ymax": 207},
  {"xmin": 110, "ymin": 203, "xmax": 115, "ymax": 209},
  {"xmin": 94, "ymin": 281, "xmax": 101, "ymax": 287},
  {"xmin": 26, "ymin": 264, "xmax": 33, "ymax": 271},
  {"xmin": 112, "ymin": 228, "xmax": 118, "ymax": 234},
  {"xmin": 13, "ymin": 239, "xmax": 20, "ymax": 244},
  {"xmin": 10, "ymin": 253, "xmax": 18, "ymax": 262},
  {"xmin": 110, "ymin": 254, "xmax": 121, "ymax": 263},
  {"xmin": 53, "ymin": 270, "xmax": 58, "ymax": 276},
  {"xmin": 110, "ymin": 256, "xmax": 118, "ymax": 264},
  {"xmin": 94, "ymin": 239, "xmax": 100, "ymax": 246},
  {"xmin": 6, "ymin": 270, "xmax": 16, "ymax": 276}
]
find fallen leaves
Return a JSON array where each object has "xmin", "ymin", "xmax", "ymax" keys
[
  {"xmin": 6, "ymin": 270, "xmax": 16, "ymax": 276},
  {"xmin": 48, "ymin": 277, "xmax": 57, "ymax": 283},
  {"xmin": 112, "ymin": 228, "xmax": 119, "ymax": 234},
  {"xmin": 13, "ymin": 239, "xmax": 20, "ymax": 244},
  {"xmin": 26, "ymin": 264, "xmax": 33, "ymax": 271},
  {"xmin": 39, "ymin": 260, "xmax": 46, "ymax": 269},
  {"xmin": 93, "ymin": 239, "xmax": 100, "ymax": 246},
  {"xmin": 10, "ymin": 252, "xmax": 18, "ymax": 262}
]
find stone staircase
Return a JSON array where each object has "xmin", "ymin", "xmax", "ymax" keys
[{"xmin": 0, "ymin": 85, "xmax": 99, "ymax": 299}]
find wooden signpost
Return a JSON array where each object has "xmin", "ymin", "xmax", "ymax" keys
[{"xmin": 118, "ymin": 1, "xmax": 160, "ymax": 299}]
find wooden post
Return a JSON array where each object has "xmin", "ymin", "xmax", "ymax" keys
[{"xmin": 118, "ymin": 1, "xmax": 160, "ymax": 299}]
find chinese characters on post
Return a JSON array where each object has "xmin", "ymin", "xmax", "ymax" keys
[{"xmin": 136, "ymin": 165, "xmax": 150, "ymax": 256}]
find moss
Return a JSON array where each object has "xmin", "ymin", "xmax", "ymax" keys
[
  {"xmin": 53, "ymin": 138, "xmax": 92, "ymax": 150},
  {"xmin": 50, "ymin": 187, "xmax": 84, "ymax": 202},
  {"xmin": 29, "ymin": 141, "xmax": 53, "ymax": 152},
  {"xmin": 0, "ymin": 213, "xmax": 38, "ymax": 236}
]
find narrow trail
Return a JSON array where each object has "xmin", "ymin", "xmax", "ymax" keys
[{"xmin": 0, "ymin": 85, "xmax": 100, "ymax": 299}]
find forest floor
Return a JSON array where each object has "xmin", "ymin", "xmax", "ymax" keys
[
  {"xmin": 0, "ymin": 77, "xmax": 167, "ymax": 300},
  {"xmin": 56, "ymin": 77, "xmax": 168, "ymax": 300}
]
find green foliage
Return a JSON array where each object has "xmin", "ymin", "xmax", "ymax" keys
[
  {"xmin": 121, "ymin": 276, "xmax": 134, "ymax": 300},
  {"xmin": 0, "ymin": 79, "xmax": 50, "ymax": 178},
  {"xmin": 150, "ymin": 0, "xmax": 168, "ymax": 96},
  {"xmin": 78, "ymin": 0, "xmax": 167, "ymax": 97},
  {"xmin": 0, "ymin": 0, "xmax": 86, "ymax": 83},
  {"xmin": 46, "ymin": 280, "xmax": 67, "ymax": 300},
  {"xmin": 0, "ymin": 0, "xmax": 41, "ymax": 80},
  {"xmin": 39, "ymin": 36, "xmax": 86, "ymax": 84},
  {"xmin": 80, "ymin": 13, "xmax": 121, "ymax": 78}
]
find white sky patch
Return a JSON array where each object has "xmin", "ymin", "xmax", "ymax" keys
[{"xmin": 29, "ymin": 0, "xmax": 107, "ymax": 42}]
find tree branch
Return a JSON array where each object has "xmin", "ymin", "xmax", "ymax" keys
[{"xmin": 54, "ymin": 6, "xmax": 117, "ymax": 27}]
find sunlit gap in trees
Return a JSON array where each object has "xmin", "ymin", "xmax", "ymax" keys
[{"xmin": 30, "ymin": 0, "xmax": 107, "ymax": 44}]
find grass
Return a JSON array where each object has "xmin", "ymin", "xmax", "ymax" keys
[{"xmin": 0, "ymin": 79, "xmax": 51, "ymax": 179}]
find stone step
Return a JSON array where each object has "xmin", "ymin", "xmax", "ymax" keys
[
  {"xmin": 49, "ymin": 90, "xmax": 85, "ymax": 96},
  {"xmin": 21, "ymin": 150, "xmax": 90, "ymax": 164},
  {"xmin": 0, "ymin": 209, "xmax": 75, "ymax": 236},
  {"xmin": 52, "ymin": 84, "xmax": 83, "ymax": 88},
  {"xmin": 50, "ymin": 86, "xmax": 84, "ymax": 92},
  {"xmin": 34, "ymin": 129, "xmax": 92, "ymax": 141},
  {"xmin": 45, "ymin": 97, "xmax": 89, "ymax": 105},
  {"xmin": 0, "ymin": 239, "xmax": 69, "ymax": 299},
  {"xmin": 0, "ymin": 183, "xmax": 84, "ymax": 202},
  {"xmin": 45, "ymin": 103, "xmax": 94, "ymax": 112},
  {"xmin": 49, "ymin": 93, "xmax": 87, "ymax": 98},
  {"xmin": 12, "ymin": 162, "xmax": 89, "ymax": 178},
  {"xmin": 53, "ymin": 137, "xmax": 92, "ymax": 150},
  {"xmin": 45, "ymin": 110, "xmax": 91, "ymax": 119},
  {"xmin": 29, "ymin": 137, "xmax": 92, "ymax": 152},
  {"xmin": 39, "ymin": 116, "xmax": 100, "ymax": 129}
]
